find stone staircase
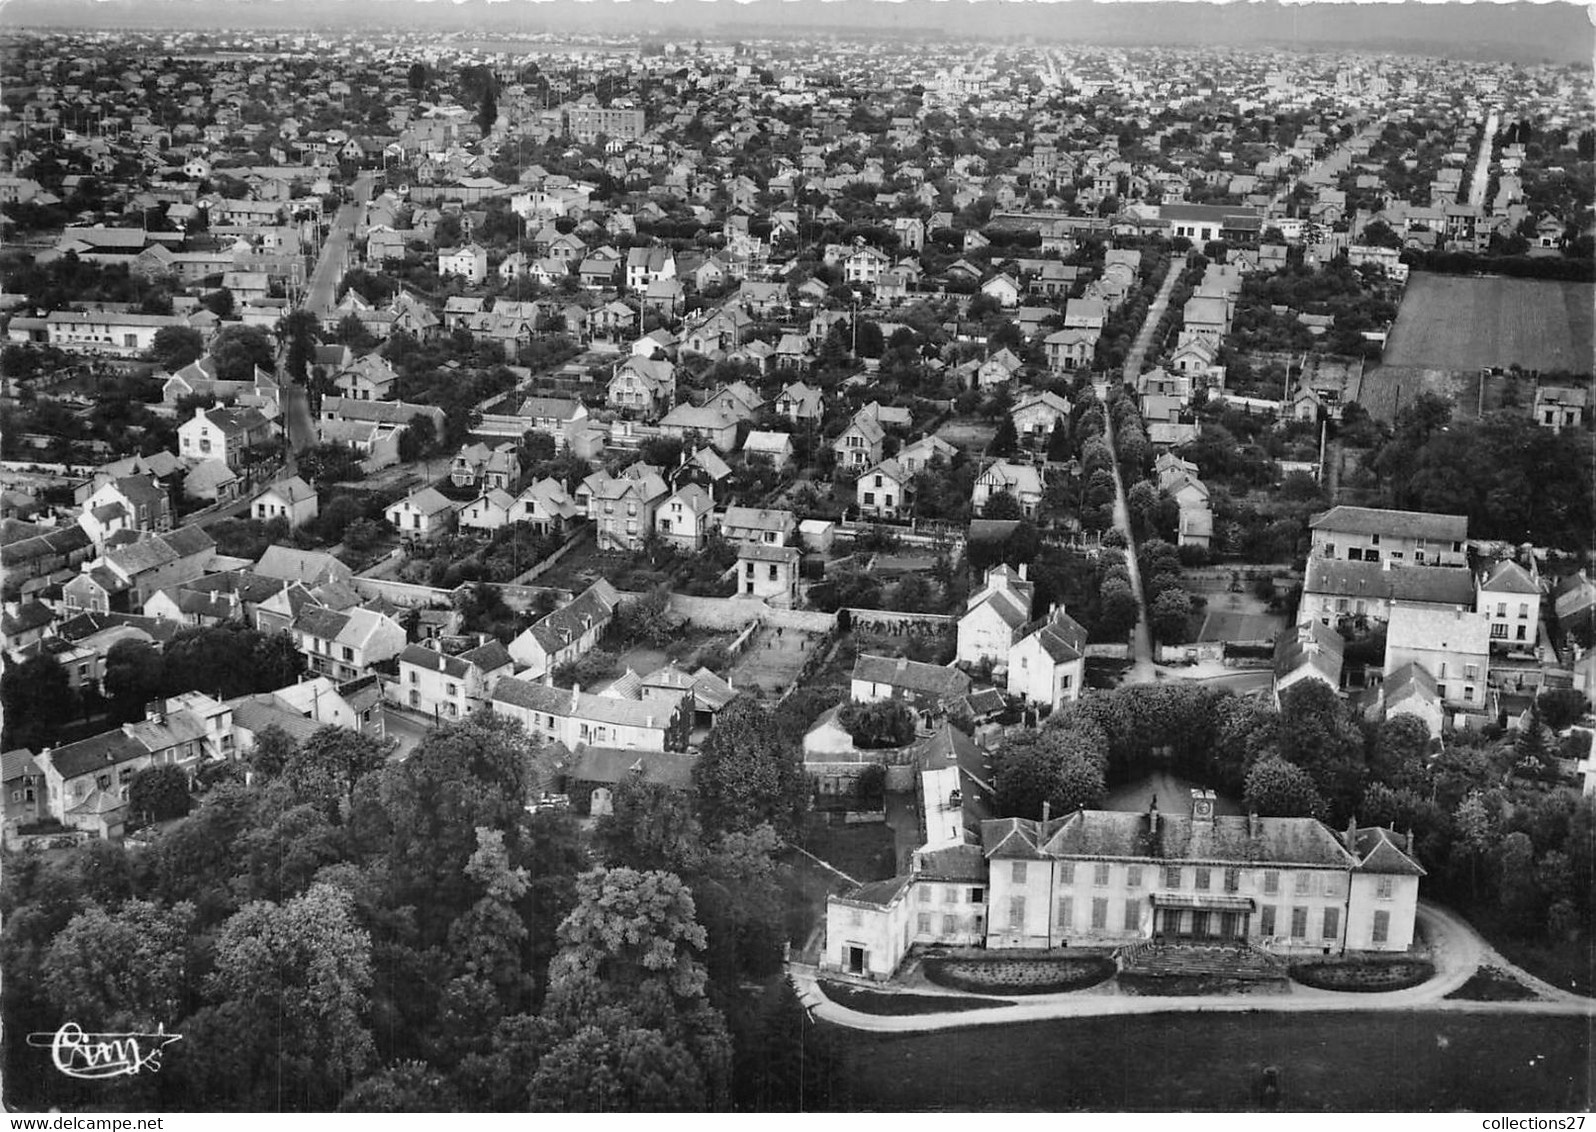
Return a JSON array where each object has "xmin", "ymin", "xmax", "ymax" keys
[{"xmin": 1117, "ymin": 940, "xmax": 1288, "ymax": 983}]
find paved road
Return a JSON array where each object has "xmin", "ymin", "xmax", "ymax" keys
[
  {"xmin": 1105, "ymin": 255, "xmax": 1184, "ymax": 684},
  {"xmin": 280, "ymin": 382, "xmax": 317, "ymax": 457},
  {"xmin": 381, "ymin": 704, "xmax": 434, "ymax": 760},
  {"xmin": 303, "ymin": 173, "xmax": 375, "ymax": 320},
  {"xmin": 1466, "ymin": 109, "xmax": 1500, "ymax": 209},
  {"xmin": 790, "ymin": 901, "xmax": 1595, "ymax": 1034}
]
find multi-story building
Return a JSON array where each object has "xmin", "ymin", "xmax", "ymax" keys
[
  {"xmin": 1309, "ymin": 506, "xmax": 1468, "ymax": 568},
  {"xmin": 492, "ymin": 676, "xmax": 689, "ymax": 753}
]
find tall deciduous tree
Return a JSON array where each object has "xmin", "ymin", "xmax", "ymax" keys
[
  {"xmin": 993, "ymin": 725, "xmax": 1107, "ymax": 820},
  {"xmin": 1, "ymin": 654, "xmax": 78, "ymax": 751},
  {"xmin": 1243, "ymin": 756, "xmax": 1327, "ymax": 819},
  {"xmin": 691, "ymin": 696, "xmax": 807, "ymax": 838},
  {"xmin": 185, "ymin": 883, "xmax": 374, "ymax": 1110}
]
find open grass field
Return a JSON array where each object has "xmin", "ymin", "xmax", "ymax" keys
[
  {"xmin": 1381, "ymin": 273, "xmax": 1594, "ymax": 372},
  {"xmin": 833, "ymin": 1012, "xmax": 1592, "ymax": 1111}
]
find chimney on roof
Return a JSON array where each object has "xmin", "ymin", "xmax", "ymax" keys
[
  {"xmin": 1248, "ymin": 811, "xmax": 1261, "ymax": 839},
  {"xmin": 1041, "ymin": 800, "xmax": 1050, "ymax": 826},
  {"xmin": 1148, "ymin": 793, "xmax": 1159, "ymax": 836},
  {"xmin": 1018, "ymin": 563, "xmax": 1028, "ymax": 581},
  {"xmin": 1345, "ymin": 815, "xmax": 1358, "ymax": 854},
  {"xmin": 1405, "ymin": 828, "xmax": 1415, "ymax": 856}
]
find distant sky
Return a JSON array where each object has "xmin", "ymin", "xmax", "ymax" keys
[{"xmin": 1, "ymin": 0, "xmax": 1592, "ymax": 68}]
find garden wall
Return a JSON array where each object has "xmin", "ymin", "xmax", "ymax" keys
[
  {"xmin": 766, "ymin": 606, "xmax": 837, "ymax": 634},
  {"xmin": 844, "ymin": 608, "xmax": 956, "ymax": 635},
  {"xmin": 353, "ymin": 576, "xmax": 454, "ymax": 608},
  {"xmin": 664, "ymin": 592, "xmax": 767, "ymax": 630},
  {"xmin": 1159, "ymin": 642, "xmax": 1225, "ymax": 665}
]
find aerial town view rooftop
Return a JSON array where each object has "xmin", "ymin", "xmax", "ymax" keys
[{"xmin": 0, "ymin": 0, "xmax": 1591, "ymax": 1115}]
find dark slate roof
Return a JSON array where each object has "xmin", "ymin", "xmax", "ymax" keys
[
  {"xmin": 851, "ymin": 653, "xmax": 972, "ymax": 698},
  {"xmin": 983, "ymin": 811, "xmax": 1357, "ymax": 869},
  {"xmin": 1025, "ymin": 611, "xmax": 1087, "ymax": 663},
  {"xmin": 1309, "ymin": 505, "xmax": 1467, "ymax": 542},
  {"xmin": 1480, "ymin": 559, "xmax": 1540, "ymax": 596},
  {"xmin": 1304, "ymin": 558, "xmax": 1475, "ymax": 606},
  {"xmin": 398, "ymin": 643, "xmax": 471, "ymax": 679},
  {"xmin": 459, "ymin": 639, "xmax": 513, "ymax": 672},
  {"xmin": 55, "ymin": 611, "xmax": 181, "ymax": 645},
  {"xmin": 528, "ymin": 579, "xmax": 619, "ymax": 655},
  {"xmin": 2, "ymin": 748, "xmax": 40, "ymax": 783},
  {"xmin": 152, "ymin": 526, "xmax": 211, "ymax": 560},
  {"xmin": 1353, "ymin": 827, "xmax": 1427, "ymax": 877},
  {"xmin": 2, "ymin": 599, "xmax": 56, "ymax": 636},
  {"xmin": 834, "ymin": 874, "xmax": 912, "ymax": 908},
  {"xmin": 295, "ymin": 605, "xmax": 351, "ymax": 641},
  {"xmin": 47, "ymin": 728, "xmax": 148, "ymax": 780},
  {"xmin": 915, "ymin": 842, "xmax": 989, "ymax": 882}
]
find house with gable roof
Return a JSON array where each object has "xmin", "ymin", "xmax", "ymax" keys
[
  {"xmin": 493, "ymin": 675, "xmax": 689, "ymax": 754},
  {"xmin": 1477, "ymin": 558, "xmax": 1541, "ymax": 650},
  {"xmin": 655, "ymin": 484, "xmax": 715, "ymax": 551},
  {"xmin": 972, "ymin": 459, "xmax": 1043, "ymax": 517},
  {"xmin": 292, "ymin": 604, "xmax": 407, "ymax": 683},
  {"xmin": 1273, "ymin": 621, "xmax": 1345, "ymax": 706},
  {"xmin": 833, "ymin": 410, "xmax": 885, "ymax": 471},
  {"xmin": 507, "ymin": 579, "xmax": 620, "ymax": 677},
  {"xmin": 958, "ymin": 564, "xmax": 1035, "ymax": 666},
  {"xmin": 177, "ymin": 404, "xmax": 275, "ymax": 470},
  {"xmin": 332, "ymin": 353, "xmax": 399, "ymax": 401},
  {"xmin": 1011, "ymin": 391, "xmax": 1072, "ymax": 447},
  {"xmin": 250, "ymin": 475, "xmax": 318, "ymax": 529},
  {"xmin": 393, "ymin": 638, "xmax": 514, "ymax": 720},
  {"xmin": 856, "ymin": 458, "xmax": 911, "ymax": 520},
  {"xmin": 1007, "ymin": 607, "xmax": 1088, "ymax": 712}
]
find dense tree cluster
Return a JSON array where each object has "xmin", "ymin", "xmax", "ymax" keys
[{"xmin": 1, "ymin": 706, "xmax": 840, "ymax": 1111}]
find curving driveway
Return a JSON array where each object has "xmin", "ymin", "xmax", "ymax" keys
[{"xmin": 790, "ymin": 901, "xmax": 1594, "ymax": 1034}]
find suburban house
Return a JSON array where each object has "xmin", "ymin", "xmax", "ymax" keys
[
  {"xmin": 517, "ymin": 396, "xmax": 590, "ymax": 453},
  {"xmin": 1531, "ymin": 384, "xmax": 1587, "ymax": 433},
  {"xmin": 459, "ymin": 489, "xmax": 517, "ymax": 533},
  {"xmin": 250, "ymin": 476, "xmax": 319, "ymax": 529},
  {"xmin": 735, "ymin": 543, "xmax": 800, "ymax": 607},
  {"xmin": 492, "ymin": 676, "xmax": 689, "ymax": 753},
  {"xmin": 856, "ymin": 458, "xmax": 911, "ymax": 520},
  {"xmin": 1006, "ymin": 607, "xmax": 1088, "ymax": 712},
  {"xmin": 393, "ymin": 639, "xmax": 514, "ymax": 720},
  {"xmin": 1477, "ymin": 559, "xmax": 1541, "ymax": 649},
  {"xmin": 1273, "ymin": 621, "xmax": 1346, "ymax": 706},
  {"xmin": 585, "ymin": 469, "xmax": 669, "ymax": 552},
  {"xmin": 332, "ymin": 354, "xmax": 399, "ymax": 401},
  {"xmin": 292, "ymin": 605, "xmax": 407, "ymax": 683},
  {"xmin": 658, "ymin": 403, "xmax": 740, "ymax": 453},
  {"xmin": 1309, "ymin": 507, "xmax": 1468, "ymax": 567},
  {"xmin": 437, "ymin": 243, "xmax": 488, "ymax": 283},
  {"xmin": 1011, "ymin": 391, "xmax": 1072, "ymax": 447},
  {"xmin": 511, "ymin": 478, "xmax": 581, "ymax": 535},
  {"xmin": 832, "ymin": 412, "xmax": 886, "ymax": 471},
  {"xmin": 1384, "ymin": 602, "xmax": 1492, "ymax": 716},
  {"xmin": 896, "ymin": 434, "xmax": 957, "ymax": 476},
  {"xmin": 775, "ymin": 381, "xmax": 823, "ymax": 424},
  {"xmin": 655, "ymin": 484, "xmax": 715, "ymax": 551},
  {"xmin": 63, "ymin": 527, "xmax": 216, "ymax": 616},
  {"xmin": 254, "ymin": 545, "xmax": 354, "ymax": 587},
  {"xmin": 972, "ymin": 460, "xmax": 1044, "ymax": 517},
  {"xmin": 608, "ymin": 357, "xmax": 676, "ymax": 419},
  {"xmin": 450, "ymin": 442, "xmax": 521, "ymax": 490},
  {"xmin": 507, "ymin": 579, "xmax": 620, "ymax": 678},
  {"xmin": 625, "ymin": 246, "xmax": 677, "ymax": 291},
  {"xmin": 176, "ymin": 404, "xmax": 276, "ymax": 470},
  {"xmin": 1044, "ymin": 328, "xmax": 1099, "ymax": 372},
  {"xmin": 743, "ymin": 430, "xmax": 795, "ymax": 470},
  {"xmin": 385, "ymin": 488, "xmax": 458, "ymax": 539},
  {"xmin": 958, "ymin": 564, "xmax": 1035, "ymax": 667},
  {"xmin": 718, "ymin": 506, "xmax": 796, "ymax": 546},
  {"xmin": 851, "ymin": 654, "xmax": 973, "ymax": 725},
  {"xmin": 80, "ymin": 474, "xmax": 173, "ymax": 538}
]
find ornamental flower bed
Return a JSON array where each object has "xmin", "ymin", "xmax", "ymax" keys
[
  {"xmin": 1289, "ymin": 958, "xmax": 1436, "ymax": 993},
  {"xmin": 923, "ymin": 954, "xmax": 1116, "ymax": 996}
]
